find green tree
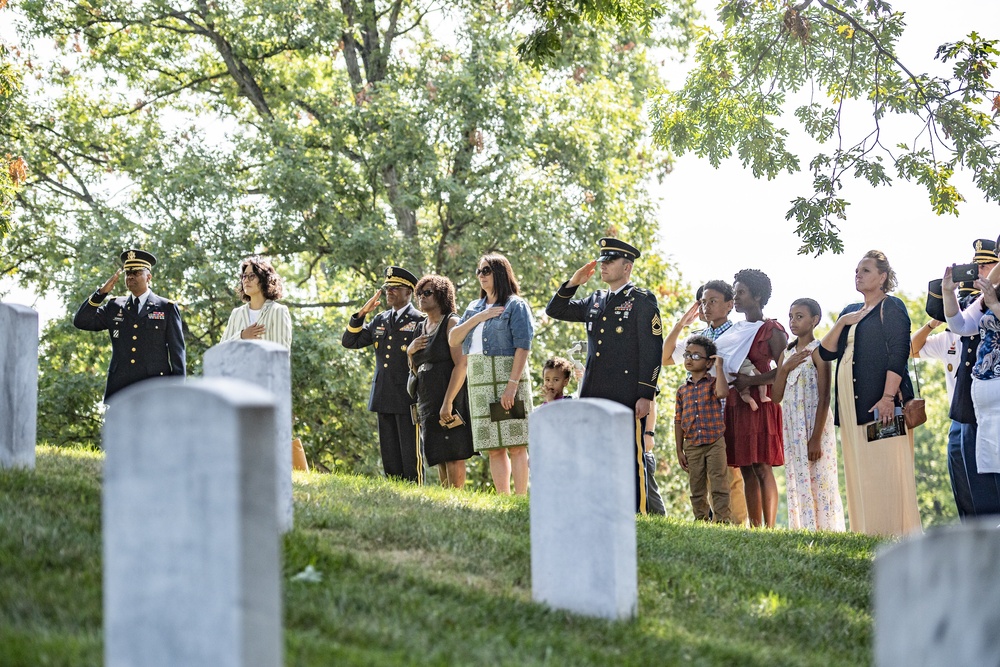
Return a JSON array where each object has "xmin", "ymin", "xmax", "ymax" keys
[
  {"xmin": 3, "ymin": 1, "xmax": 681, "ymax": 476},
  {"xmin": 528, "ymin": 0, "xmax": 999, "ymax": 255},
  {"xmin": 0, "ymin": 8, "xmax": 27, "ymax": 238},
  {"xmin": 651, "ymin": 0, "xmax": 999, "ymax": 255}
]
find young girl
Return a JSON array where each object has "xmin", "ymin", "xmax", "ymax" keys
[
  {"xmin": 772, "ymin": 298, "xmax": 846, "ymax": 531},
  {"xmin": 541, "ymin": 357, "xmax": 574, "ymax": 404}
]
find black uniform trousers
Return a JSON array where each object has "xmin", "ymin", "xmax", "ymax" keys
[{"xmin": 377, "ymin": 412, "xmax": 423, "ymax": 484}]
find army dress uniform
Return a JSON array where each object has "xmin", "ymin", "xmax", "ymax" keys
[
  {"xmin": 545, "ymin": 238, "xmax": 664, "ymax": 514},
  {"xmin": 342, "ymin": 267, "xmax": 426, "ymax": 483},
  {"xmin": 73, "ymin": 250, "xmax": 186, "ymax": 402}
]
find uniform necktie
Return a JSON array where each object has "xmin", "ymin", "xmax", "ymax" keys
[
  {"xmin": 388, "ymin": 312, "xmax": 396, "ymax": 329},
  {"xmin": 129, "ymin": 296, "xmax": 136, "ymax": 312}
]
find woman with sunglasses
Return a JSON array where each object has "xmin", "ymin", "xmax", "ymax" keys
[
  {"xmin": 449, "ymin": 253, "xmax": 535, "ymax": 495},
  {"xmin": 406, "ymin": 275, "xmax": 476, "ymax": 488},
  {"xmin": 221, "ymin": 256, "xmax": 292, "ymax": 349}
]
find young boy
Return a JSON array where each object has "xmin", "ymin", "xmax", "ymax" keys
[
  {"xmin": 541, "ymin": 357, "xmax": 574, "ymax": 404},
  {"xmin": 674, "ymin": 335, "xmax": 732, "ymax": 522}
]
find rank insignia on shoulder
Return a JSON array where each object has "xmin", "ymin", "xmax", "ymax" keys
[
  {"xmin": 148, "ymin": 311, "xmax": 165, "ymax": 320},
  {"xmin": 651, "ymin": 313, "xmax": 662, "ymax": 336}
]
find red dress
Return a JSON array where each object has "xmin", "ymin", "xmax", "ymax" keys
[{"xmin": 725, "ymin": 319, "xmax": 786, "ymax": 467}]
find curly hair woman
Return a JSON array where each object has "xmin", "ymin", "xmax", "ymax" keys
[{"xmin": 220, "ymin": 256, "xmax": 292, "ymax": 349}]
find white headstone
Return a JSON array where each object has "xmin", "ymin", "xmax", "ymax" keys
[
  {"xmin": 529, "ymin": 398, "xmax": 637, "ymax": 620},
  {"xmin": 203, "ymin": 340, "xmax": 293, "ymax": 532},
  {"xmin": 875, "ymin": 522, "xmax": 1000, "ymax": 666},
  {"xmin": 103, "ymin": 378, "xmax": 282, "ymax": 667},
  {"xmin": 0, "ymin": 303, "xmax": 38, "ymax": 470}
]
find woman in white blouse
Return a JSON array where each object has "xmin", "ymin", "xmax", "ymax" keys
[{"xmin": 221, "ymin": 256, "xmax": 292, "ymax": 349}]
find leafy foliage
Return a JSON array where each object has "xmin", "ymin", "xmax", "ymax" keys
[
  {"xmin": 0, "ymin": 32, "xmax": 26, "ymax": 237},
  {"xmin": 650, "ymin": 0, "xmax": 1000, "ymax": 255},
  {"xmin": 3, "ymin": 0, "xmax": 683, "ymax": 477}
]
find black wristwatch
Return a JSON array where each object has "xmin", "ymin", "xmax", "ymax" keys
[{"xmin": 643, "ymin": 430, "xmax": 655, "ymax": 437}]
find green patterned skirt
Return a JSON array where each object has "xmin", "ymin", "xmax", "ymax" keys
[{"xmin": 466, "ymin": 354, "xmax": 533, "ymax": 451}]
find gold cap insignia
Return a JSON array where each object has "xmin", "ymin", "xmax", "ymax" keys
[
  {"xmin": 128, "ymin": 251, "xmax": 136, "ymax": 260},
  {"xmin": 600, "ymin": 239, "xmax": 607, "ymax": 247},
  {"xmin": 387, "ymin": 267, "xmax": 394, "ymax": 277},
  {"xmin": 976, "ymin": 240, "xmax": 983, "ymax": 251}
]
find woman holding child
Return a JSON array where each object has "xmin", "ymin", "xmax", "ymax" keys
[
  {"xmin": 449, "ymin": 253, "xmax": 534, "ymax": 495},
  {"xmin": 407, "ymin": 274, "xmax": 476, "ymax": 489},
  {"xmin": 716, "ymin": 269, "xmax": 787, "ymax": 528},
  {"xmin": 819, "ymin": 250, "xmax": 920, "ymax": 536}
]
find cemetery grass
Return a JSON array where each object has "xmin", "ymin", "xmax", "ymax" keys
[{"xmin": 1, "ymin": 447, "xmax": 883, "ymax": 666}]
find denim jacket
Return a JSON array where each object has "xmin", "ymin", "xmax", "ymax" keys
[{"xmin": 458, "ymin": 295, "xmax": 534, "ymax": 356}]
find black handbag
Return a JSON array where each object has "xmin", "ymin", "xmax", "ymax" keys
[
  {"xmin": 406, "ymin": 321, "xmax": 423, "ymax": 400},
  {"xmin": 489, "ymin": 399, "xmax": 526, "ymax": 422}
]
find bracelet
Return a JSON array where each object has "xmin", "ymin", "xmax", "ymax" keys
[
  {"xmin": 507, "ymin": 378, "xmax": 519, "ymax": 384},
  {"xmin": 644, "ymin": 430, "xmax": 655, "ymax": 437},
  {"xmin": 882, "ymin": 394, "xmax": 894, "ymax": 399}
]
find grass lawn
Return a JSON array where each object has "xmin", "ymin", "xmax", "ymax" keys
[{"xmin": 1, "ymin": 446, "xmax": 884, "ymax": 666}]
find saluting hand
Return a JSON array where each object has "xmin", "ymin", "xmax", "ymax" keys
[
  {"xmin": 568, "ymin": 260, "xmax": 598, "ymax": 287},
  {"xmin": 358, "ymin": 289, "xmax": 383, "ymax": 317},
  {"xmin": 679, "ymin": 300, "xmax": 701, "ymax": 328},
  {"xmin": 241, "ymin": 323, "xmax": 266, "ymax": 339},
  {"xmin": 100, "ymin": 269, "xmax": 122, "ymax": 295}
]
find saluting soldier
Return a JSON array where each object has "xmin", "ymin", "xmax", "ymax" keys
[
  {"xmin": 545, "ymin": 238, "xmax": 664, "ymax": 514},
  {"xmin": 73, "ymin": 249, "xmax": 186, "ymax": 402},
  {"xmin": 342, "ymin": 266, "xmax": 426, "ymax": 483}
]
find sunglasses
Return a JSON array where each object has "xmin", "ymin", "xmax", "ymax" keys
[
  {"xmin": 475, "ymin": 266, "xmax": 493, "ymax": 276},
  {"xmin": 682, "ymin": 352, "xmax": 708, "ymax": 360},
  {"xmin": 416, "ymin": 289, "xmax": 434, "ymax": 297}
]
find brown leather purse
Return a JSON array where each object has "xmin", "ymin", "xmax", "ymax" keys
[{"xmin": 901, "ymin": 360, "xmax": 926, "ymax": 429}]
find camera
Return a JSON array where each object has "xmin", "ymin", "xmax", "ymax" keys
[{"xmin": 951, "ymin": 263, "xmax": 978, "ymax": 282}]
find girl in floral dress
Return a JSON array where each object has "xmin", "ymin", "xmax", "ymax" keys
[{"xmin": 772, "ymin": 298, "xmax": 846, "ymax": 531}]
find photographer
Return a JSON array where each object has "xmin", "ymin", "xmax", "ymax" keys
[{"xmin": 944, "ymin": 239, "xmax": 1000, "ymax": 509}]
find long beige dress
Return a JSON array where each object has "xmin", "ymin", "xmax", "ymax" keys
[{"xmin": 837, "ymin": 325, "xmax": 921, "ymax": 536}]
